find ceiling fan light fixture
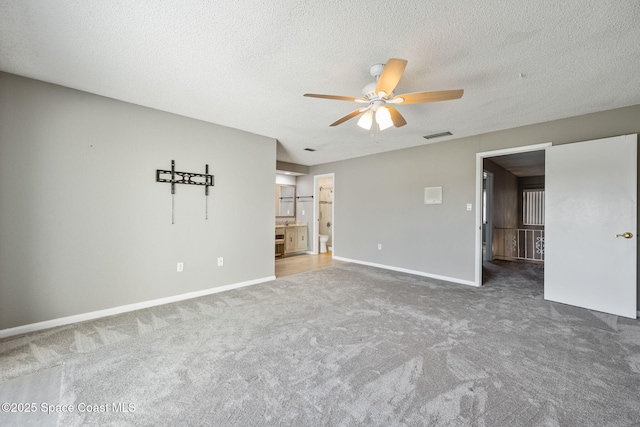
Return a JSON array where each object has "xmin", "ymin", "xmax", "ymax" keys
[
  {"xmin": 303, "ymin": 58, "xmax": 464, "ymax": 129},
  {"xmin": 357, "ymin": 110, "xmax": 374, "ymax": 130},
  {"xmin": 375, "ymin": 106, "xmax": 393, "ymax": 130}
]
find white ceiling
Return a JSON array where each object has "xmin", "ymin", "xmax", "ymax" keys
[{"xmin": 1, "ymin": 1, "xmax": 639, "ymax": 166}]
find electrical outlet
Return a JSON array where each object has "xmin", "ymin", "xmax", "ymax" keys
[
  {"xmin": 217, "ymin": 257, "xmax": 224, "ymax": 267},
  {"xmin": 177, "ymin": 262, "xmax": 184, "ymax": 272},
  {"xmin": 378, "ymin": 243, "xmax": 382, "ymax": 250},
  {"xmin": 467, "ymin": 203, "xmax": 473, "ymax": 211}
]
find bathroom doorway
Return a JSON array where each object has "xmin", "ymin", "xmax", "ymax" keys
[
  {"xmin": 313, "ymin": 173, "xmax": 335, "ymax": 255},
  {"xmin": 274, "ymin": 172, "xmax": 341, "ymax": 278}
]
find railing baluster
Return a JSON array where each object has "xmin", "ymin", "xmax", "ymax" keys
[{"xmin": 494, "ymin": 228, "xmax": 544, "ymax": 262}]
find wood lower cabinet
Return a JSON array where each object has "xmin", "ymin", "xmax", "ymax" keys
[
  {"xmin": 278, "ymin": 225, "xmax": 308, "ymax": 257},
  {"xmin": 296, "ymin": 226, "xmax": 308, "ymax": 251},
  {"xmin": 285, "ymin": 227, "xmax": 297, "ymax": 253}
]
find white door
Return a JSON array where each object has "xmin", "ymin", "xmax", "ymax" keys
[{"xmin": 545, "ymin": 134, "xmax": 637, "ymax": 318}]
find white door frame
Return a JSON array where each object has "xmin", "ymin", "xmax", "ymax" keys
[
  {"xmin": 474, "ymin": 143, "xmax": 552, "ymax": 286},
  {"xmin": 313, "ymin": 173, "xmax": 335, "ymax": 255}
]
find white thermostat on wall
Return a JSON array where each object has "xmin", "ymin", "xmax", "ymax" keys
[{"xmin": 424, "ymin": 186, "xmax": 443, "ymax": 204}]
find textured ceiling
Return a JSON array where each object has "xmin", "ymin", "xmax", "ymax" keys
[
  {"xmin": 489, "ymin": 151, "xmax": 545, "ymax": 177},
  {"xmin": 1, "ymin": 1, "xmax": 639, "ymax": 166}
]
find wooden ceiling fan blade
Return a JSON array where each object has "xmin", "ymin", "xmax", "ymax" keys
[
  {"xmin": 387, "ymin": 106, "xmax": 407, "ymax": 127},
  {"xmin": 304, "ymin": 93, "xmax": 362, "ymax": 102},
  {"xmin": 395, "ymin": 89, "xmax": 464, "ymax": 104},
  {"xmin": 375, "ymin": 58, "xmax": 407, "ymax": 96},
  {"xmin": 330, "ymin": 109, "xmax": 363, "ymax": 126}
]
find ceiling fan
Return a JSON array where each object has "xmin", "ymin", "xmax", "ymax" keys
[{"xmin": 304, "ymin": 58, "xmax": 463, "ymax": 130}]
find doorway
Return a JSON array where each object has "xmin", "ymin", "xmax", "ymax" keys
[
  {"xmin": 476, "ymin": 136, "xmax": 637, "ymax": 318},
  {"xmin": 274, "ymin": 172, "xmax": 342, "ymax": 278},
  {"xmin": 313, "ymin": 173, "xmax": 335, "ymax": 255},
  {"xmin": 475, "ymin": 143, "xmax": 551, "ymax": 286}
]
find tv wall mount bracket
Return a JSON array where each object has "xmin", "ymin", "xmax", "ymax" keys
[{"xmin": 156, "ymin": 160, "xmax": 214, "ymax": 223}]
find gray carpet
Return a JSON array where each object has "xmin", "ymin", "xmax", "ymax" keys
[
  {"xmin": 1, "ymin": 261, "xmax": 640, "ymax": 426},
  {"xmin": 0, "ymin": 365, "xmax": 62, "ymax": 426}
]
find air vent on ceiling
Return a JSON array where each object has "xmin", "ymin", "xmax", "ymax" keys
[
  {"xmin": 304, "ymin": 148, "xmax": 316, "ymax": 152},
  {"xmin": 423, "ymin": 132, "xmax": 452, "ymax": 140}
]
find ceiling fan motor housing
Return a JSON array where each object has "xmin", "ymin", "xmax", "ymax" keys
[
  {"xmin": 363, "ymin": 62, "xmax": 394, "ymax": 101},
  {"xmin": 361, "ymin": 81, "xmax": 378, "ymax": 99}
]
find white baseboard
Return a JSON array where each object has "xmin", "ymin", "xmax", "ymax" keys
[
  {"xmin": 0, "ymin": 276, "xmax": 276, "ymax": 340},
  {"xmin": 332, "ymin": 256, "xmax": 477, "ymax": 287}
]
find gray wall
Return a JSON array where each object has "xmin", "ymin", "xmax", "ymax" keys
[
  {"xmin": 295, "ymin": 174, "xmax": 314, "ymax": 225},
  {"xmin": 310, "ymin": 104, "xmax": 640, "ymax": 301},
  {"xmin": 0, "ymin": 72, "xmax": 276, "ymax": 330},
  {"xmin": 312, "ymin": 140, "xmax": 480, "ymax": 281}
]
